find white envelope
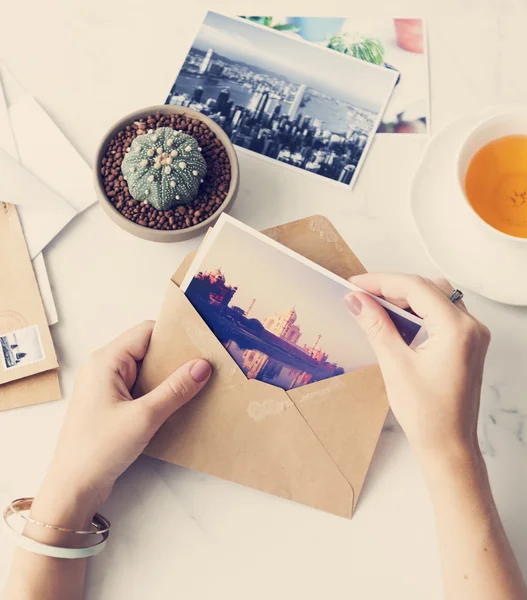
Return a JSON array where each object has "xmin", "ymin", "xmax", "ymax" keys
[{"xmin": 0, "ymin": 66, "xmax": 96, "ymax": 325}]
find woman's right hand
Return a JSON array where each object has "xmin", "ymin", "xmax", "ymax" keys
[{"xmin": 345, "ymin": 273, "xmax": 491, "ymax": 461}]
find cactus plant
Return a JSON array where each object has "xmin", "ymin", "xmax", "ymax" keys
[
  {"xmin": 242, "ymin": 16, "xmax": 299, "ymax": 33},
  {"xmin": 327, "ymin": 33, "xmax": 385, "ymax": 65},
  {"xmin": 121, "ymin": 127, "xmax": 207, "ymax": 210}
]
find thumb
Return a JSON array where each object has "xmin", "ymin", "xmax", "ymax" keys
[
  {"xmin": 345, "ymin": 292, "xmax": 409, "ymax": 363},
  {"xmin": 139, "ymin": 358, "xmax": 212, "ymax": 427}
]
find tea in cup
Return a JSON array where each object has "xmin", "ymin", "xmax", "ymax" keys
[{"xmin": 458, "ymin": 111, "xmax": 527, "ymax": 240}]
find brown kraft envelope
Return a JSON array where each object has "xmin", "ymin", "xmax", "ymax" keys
[
  {"xmin": 0, "ymin": 203, "xmax": 60, "ymax": 409},
  {"xmin": 135, "ymin": 215, "xmax": 388, "ymax": 518}
]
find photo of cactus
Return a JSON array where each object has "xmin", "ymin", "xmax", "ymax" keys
[
  {"xmin": 166, "ymin": 12, "xmax": 399, "ymax": 188},
  {"xmin": 180, "ymin": 215, "xmax": 425, "ymax": 391}
]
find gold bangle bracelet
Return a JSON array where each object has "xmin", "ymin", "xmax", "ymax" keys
[{"xmin": 4, "ymin": 498, "xmax": 111, "ymax": 536}]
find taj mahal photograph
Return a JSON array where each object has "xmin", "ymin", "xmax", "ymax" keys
[{"xmin": 181, "ymin": 216, "xmax": 381, "ymax": 391}]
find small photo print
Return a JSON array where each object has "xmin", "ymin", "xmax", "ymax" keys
[
  {"xmin": 166, "ymin": 11, "xmax": 398, "ymax": 187},
  {"xmin": 0, "ymin": 325, "xmax": 45, "ymax": 371},
  {"xmin": 181, "ymin": 215, "xmax": 425, "ymax": 391}
]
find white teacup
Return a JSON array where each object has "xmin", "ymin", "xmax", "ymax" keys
[{"xmin": 457, "ymin": 109, "xmax": 527, "ymax": 243}]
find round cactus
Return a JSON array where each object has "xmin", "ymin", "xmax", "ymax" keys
[{"xmin": 121, "ymin": 127, "xmax": 207, "ymax": 210}]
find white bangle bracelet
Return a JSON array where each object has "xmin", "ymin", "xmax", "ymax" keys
[
  {"xmin": 3, "ymin": 499, "xmax": 110, "ymax": 560},
  {"xmin": 2, "ymin": 520, "xmax": 108, "ymax": 559}
]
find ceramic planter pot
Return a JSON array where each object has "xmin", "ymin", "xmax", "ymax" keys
[{"xmin": 94, "ymin": 105, "xmax": 239, "ymax": 242}]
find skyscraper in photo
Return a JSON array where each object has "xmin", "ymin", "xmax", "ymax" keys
[
  {"xmin": 232, "ymin": 106, "xmax": 244, "ymax": 128},
  {"xmin": 216, "ymin": 88, "xmax": 230, "ymax": 113},
  {"xmin": 205, "ymin": 98, "xmax": 217, "ymax": 110},
  {"xmin": 199, "ymin": 48, "xmax": 214, "ymax": 74},
  {"xmin": 192, "ymin": 86, "xmax": 204, "ymax": 102},
  {"xmin": 255, "ymin": 91, "xmax": 269, "ymax": 121},
  {"xmin": 338, "ymin": 164, "xmax": 356, "ymax": 184},
  {"xmin": 288, "ymin": 84, "xmax": 307, "ymax": 120},
  {"xmin": 299, "ymin": 115, "xmax": 312, "ymax": 131},
  {"xmin": 223, "ymin": 99, "xmax": 234, "ymax": 118},
  {"xmin": 248, "ymin": 91, "xmax": 263, "ymax": 112},
  {"xmin": 248, "ymin": 89, "xmax": 269, "ymax": 115},
  {"xmin": 249, "ymin": 130, "xmax": 267, "ymax": 153},
  {"xmin": 264, "ymin": 95, "xmax": 280, "ymax": 116}
]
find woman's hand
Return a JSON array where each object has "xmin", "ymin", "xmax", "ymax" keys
[
  {"xmin": 345, "ymin": 273, "xmax": 490, "ymax": 461},
  {"xmin": 345, "ymin": 276, "xmax": 527, "ymax": 600},
  {"xmin": 39, "ymin": 320, "xmax": 211, "ymax": 523},
  {"xmin": 3, "ymin": 322, "xmax": 211, "ymax": 600}
]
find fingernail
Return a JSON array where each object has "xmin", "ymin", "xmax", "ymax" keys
[
  {"xmin": 345, "ymin": 293, "xmax": 362, "ymax": 316},
  {"xmin": 190, "ymin": 359, "xmax": 211, "ymax": 383}
]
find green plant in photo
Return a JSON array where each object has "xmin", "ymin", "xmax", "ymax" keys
[
  {"xmin": 242, "ymin": 16, "xmax": 300, "ymax": 33},
  {"xmin": 327, "ymin": 32, "xmax": 385, "ymax": 65}
]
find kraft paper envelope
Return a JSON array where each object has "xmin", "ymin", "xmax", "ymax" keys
[
  {"xmin": 135, "ymin": 215, "xmax": 388, "ymax": 518},
  {"xmin": 0, "ymin": 65, "xmax": 97, "ymax": 327},
  {"xmin": 0, "ymin": 203, "xmax": 60, "ymax": 406}
]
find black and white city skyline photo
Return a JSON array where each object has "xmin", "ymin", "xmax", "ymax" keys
[{"xmin": 166, "ymin": 12, "xmax": 398, "ymax": 187}]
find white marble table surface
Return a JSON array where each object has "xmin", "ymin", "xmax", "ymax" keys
[{"xmin": 1, "ymin": 0, "xmax": 526, "ymax": 598}]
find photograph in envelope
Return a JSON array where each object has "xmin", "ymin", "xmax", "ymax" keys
[{"xmin": 181, "ymin": 215, "xmax": 424, "ymax": 391}]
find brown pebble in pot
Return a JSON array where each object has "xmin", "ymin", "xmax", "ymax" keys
[{"xmin": 101, "ymin": 113, "xmax": 232, "ymax": 230}]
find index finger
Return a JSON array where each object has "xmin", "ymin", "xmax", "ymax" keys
[{"xmin": 350, "ymin": 273, "xmax": 461, "ymax": 333}]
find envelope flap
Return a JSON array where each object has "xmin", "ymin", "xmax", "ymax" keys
[
  {"xmin": 287, "ymin": 368, "xmax": 388, "ymax": 510},
  {"xmin": 262, "ymin": 215, "xmax": 387, "ymax": 509},
  {"xmin": 136, "ymin": 282, "xmax": 354, "ymax": 518},
  {"xmin": 172, "ymin": 215, "xmax": 367, "ymax": 285},
  {"xmin": 263, "ymin": 215, "xmax": 367, "ymax": 278}
]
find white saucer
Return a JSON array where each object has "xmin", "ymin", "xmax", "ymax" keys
[{"xmin": 410, "ymin": 108, "xmax": 527, "ymax": 306}]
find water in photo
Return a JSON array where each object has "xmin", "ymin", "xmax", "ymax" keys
[{"xmin": 166, "ymin": 12, "xmax": 398, "ymax": 187}]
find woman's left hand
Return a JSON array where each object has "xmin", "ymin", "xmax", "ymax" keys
[{"xmin": 37, "ymin": 321, "xmax": 211, "ymax": 523}]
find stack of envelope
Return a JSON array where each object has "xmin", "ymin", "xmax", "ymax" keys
[{"xmin": 0, "ymin": 66, "xmax": 94, "ymax": 410}]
